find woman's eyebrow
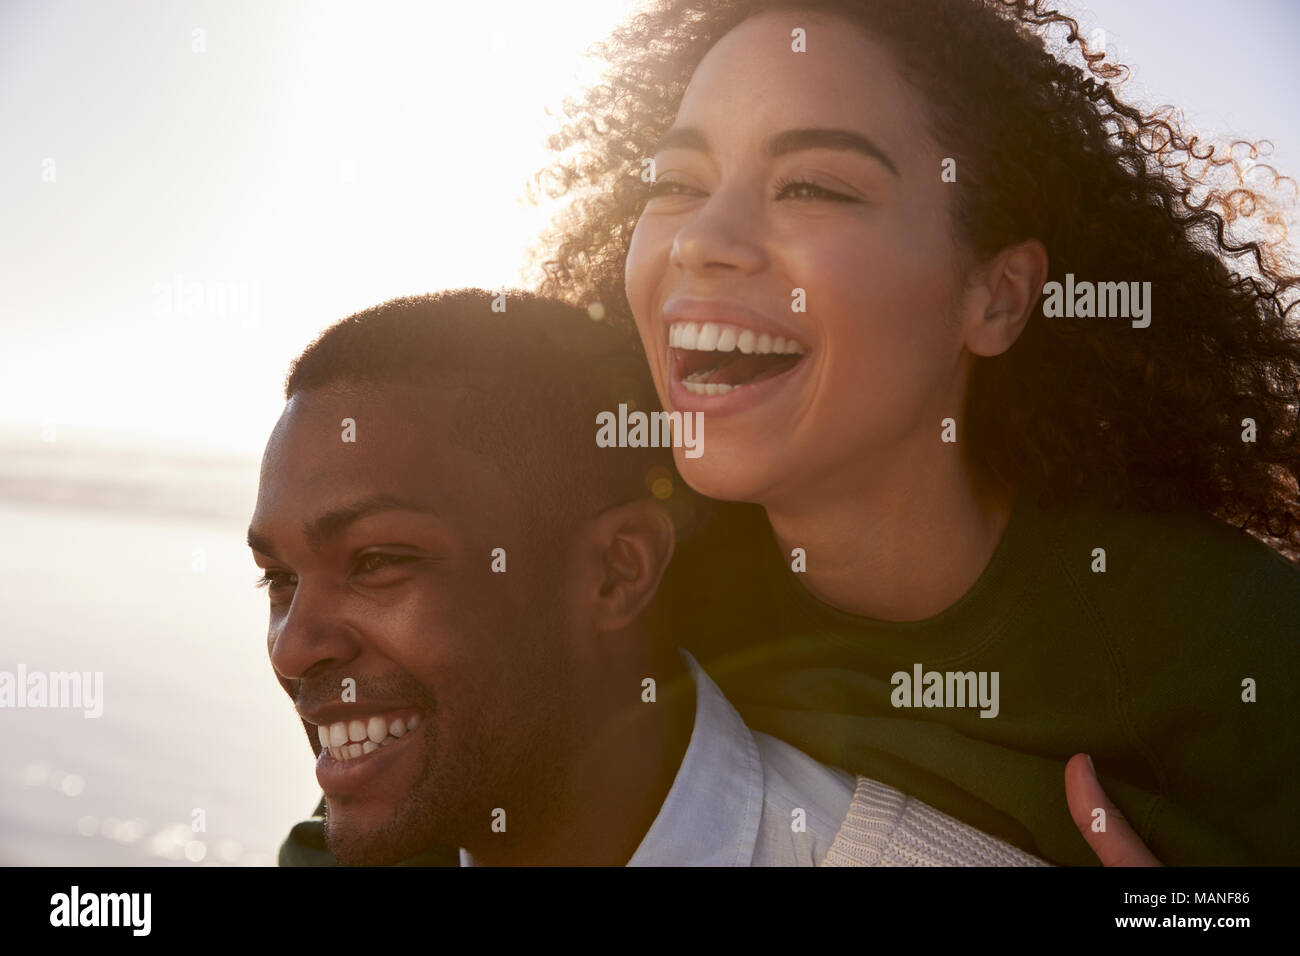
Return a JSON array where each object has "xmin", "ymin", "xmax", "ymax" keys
[
  {"xmin": 651, "ymin": 125, "xmax": 899, "ymax": 176},
  {"xmin": 768, "ymin": 127, "xmax": 899, "ymax": 176}
]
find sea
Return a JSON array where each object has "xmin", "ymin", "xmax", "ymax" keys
[{"xmin": 0, "ymin": 433, "xmax": 322, "ymax": 865}]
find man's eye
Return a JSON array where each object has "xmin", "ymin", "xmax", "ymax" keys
[
  {"xmin": 255, "ymin": 569, "xmax": 296, "ymax": 590},
  {"xmin": 353, "ymin": 554, "xmax": 418, "ymax": 576}
]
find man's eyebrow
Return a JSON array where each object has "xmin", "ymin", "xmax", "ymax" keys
[
  {"xmin": 246, "ymin": 493, "xmax": 435, "ymax": 556},
  {"xmin": 246, "ymin": 528, "xmax": 279, "ymax": 558},
  {"xmin": 650, "ymin": 125, "xmax": 899, "ymax": 177}
]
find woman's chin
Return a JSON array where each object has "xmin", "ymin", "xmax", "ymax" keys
[{"xmin": 672, "ymin": 446, "xmax": 778, "ymax": 507}]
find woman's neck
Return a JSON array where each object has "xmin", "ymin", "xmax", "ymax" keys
[{"xmin": 763, "ymin": 452, "xmax": 1016, "ymax": 622}]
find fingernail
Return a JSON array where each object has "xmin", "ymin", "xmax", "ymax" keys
[{"xmin": 1085, "ymin": 753, "xmax": 1096, "ymax": 775}]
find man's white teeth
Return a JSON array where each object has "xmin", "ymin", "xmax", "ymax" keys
[
  {"xmin": 320, "ymin": 713, "xmax": 422, "ymax": 762},
  {"xmin": 670, "ymin": 321, "xmax": 805, "ymax": 355}
]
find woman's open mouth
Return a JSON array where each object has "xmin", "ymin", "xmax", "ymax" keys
[
  {"xmin": 669, "ymin": 321, "xmax": 807, "ymax": 395},
  {"xmin": 667, "ymin": 320, "xmax": 808, "ymax": 404}
]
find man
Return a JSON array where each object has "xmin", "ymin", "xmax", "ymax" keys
[{"xmin": 251, "ymin": 289, "xmax": 1046, "ymax": 866}]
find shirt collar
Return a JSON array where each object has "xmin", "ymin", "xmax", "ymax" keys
[
  {"xmin": 461, "ymin": 649, "xmax": 764, "ymax": 867},
  {"xmin": 625, "ymin": 648, "xmax": 763, "ymax": 866}
]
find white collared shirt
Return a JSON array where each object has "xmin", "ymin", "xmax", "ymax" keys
[{"xmin": 459, "ymin": 649, "xmax": 855, "ymax": 866}]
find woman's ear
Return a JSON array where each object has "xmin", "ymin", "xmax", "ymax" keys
[
  {"xmin": 581, "ymin": 498, "xmax": 677, "ymax": 635},
  {"xmin": 962, "ymin": 238, "xmax": 1049, "ymax": 357}
]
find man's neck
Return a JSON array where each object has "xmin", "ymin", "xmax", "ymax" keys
[{"xmin": 461, "ymin": 647, "xmax": 695, "ymax": 866}]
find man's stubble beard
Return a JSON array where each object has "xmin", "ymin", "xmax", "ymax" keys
[
  {"xmin": 321, "ymin": 715, "xmax": 458, "ymax": 866},
  {"xmin": 324, "ymin": 601, "xmax": 582, "ymax": 866}
]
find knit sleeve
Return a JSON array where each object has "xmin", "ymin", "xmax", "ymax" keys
[{"xmin": 821, "ymin": 775, "xmax": 1051, "ymax": 867}]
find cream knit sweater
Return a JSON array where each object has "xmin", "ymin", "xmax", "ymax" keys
[{"xmin": 821, "ymin": 775, "xmax": 1051, "ymax": 867}]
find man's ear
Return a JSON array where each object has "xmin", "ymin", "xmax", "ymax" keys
[
  {"xmin": 961, "ymin": 238, "xmax": 1048, "ymax": 358},
  {"xmin": 580, "ymin": 497, "xmax": 676, "ymax": 635}
]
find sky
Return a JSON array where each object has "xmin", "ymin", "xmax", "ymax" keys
[{"xmin": 2, "ymin": 0, "xmax": 1297, "ymax": 459}]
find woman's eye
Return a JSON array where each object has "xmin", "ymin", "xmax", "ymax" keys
[
  {"xmin": 255, "ymin": 569, "xmax": 296, "ymax": 591},
  {"xmin": 647, "ymin": 175, "xmax": 859, "ymax": 203},
  {"xmin": 646, "ymin": 178, "xmax": 700, "ymax": 199},
  {"xmin": 774, "ymin": 176, "xmax": 860, "ymax": 203}
]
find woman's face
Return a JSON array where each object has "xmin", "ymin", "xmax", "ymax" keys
[{"xmin": 625, "ymin": 10, "xmax": 978, "ymax": 508}]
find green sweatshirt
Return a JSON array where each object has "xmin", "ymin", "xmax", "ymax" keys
[{"xmin": 664, "ymin": 490, "xmax": 1300, "ymax": 866}]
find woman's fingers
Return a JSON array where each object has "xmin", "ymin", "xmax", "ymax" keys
[{"xmin": 1064, "ymin": 753, "xmax": 1163, "ymax": 867}]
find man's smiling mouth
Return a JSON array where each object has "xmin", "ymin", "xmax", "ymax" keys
[
  {"xmin": 669, "ymin": 320, "xmax": 807, "ymax": 395},
  {"xmin": 314, "ymin": 710, "xmax": 423, "ymax": 762}
]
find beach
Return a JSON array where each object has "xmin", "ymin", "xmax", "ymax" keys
[{"xmin": 0, "ymin": 438, "xmax": 321, "ymax": 865}]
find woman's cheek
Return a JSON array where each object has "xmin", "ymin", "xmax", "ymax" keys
[
  {"xmin": 624, "ymin": 221, "xmax": 659, "ymax": 323},
  {"xmin": 624, "ymin": 229, "xmax": 665, "ymax": 382},
  {"xmin": 809, "ymin": 264, "xmax": 943, "ymax": 439}
]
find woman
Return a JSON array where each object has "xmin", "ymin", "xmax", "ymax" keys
[{"xmin": 529, "ymin": 0, "xmax": 1300, "ymax": 865}]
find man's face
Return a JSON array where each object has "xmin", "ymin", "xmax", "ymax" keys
[{"xmin": 248, "ymin": 382, "xmax": 580, "ymax": 865}]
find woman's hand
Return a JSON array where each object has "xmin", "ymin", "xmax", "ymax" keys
[{"xmin": 1064, "ymin": 753, "xmax": 1163, "ymax": 866}]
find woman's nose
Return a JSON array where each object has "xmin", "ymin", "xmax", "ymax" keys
[{"xmin": 668, "ymin": 179, "xmax": 769, "ymax": 277}]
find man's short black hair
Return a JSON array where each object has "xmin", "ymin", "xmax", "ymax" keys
[{"xmin": 283, "ymin": 288, "xmax": 689, "ymax": 545}]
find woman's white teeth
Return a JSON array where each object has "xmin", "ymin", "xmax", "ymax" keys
[
  {"xmin": 321, "ymin": 714, "xmax": 422, "ymax": 762},
  {"xmin": 682, "ymin": 375, "xmax": 738, "ymax": 396},
  {"xmin": 670, "ymin": 321, "xmax": 805, "ymax": 354}
]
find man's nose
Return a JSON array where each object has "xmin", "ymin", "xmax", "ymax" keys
[
  {"xmin": 669, "ymin": 176, "xmax": 769, "ymax": 277},
  {"xmin": 267, "ymin": 579, "xmax": 362, "ymax": 682}
]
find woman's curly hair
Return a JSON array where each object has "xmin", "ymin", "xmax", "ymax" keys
[{"xmin": 525, "ymin": 0, "xmax": 1300, "ymax": 560}]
